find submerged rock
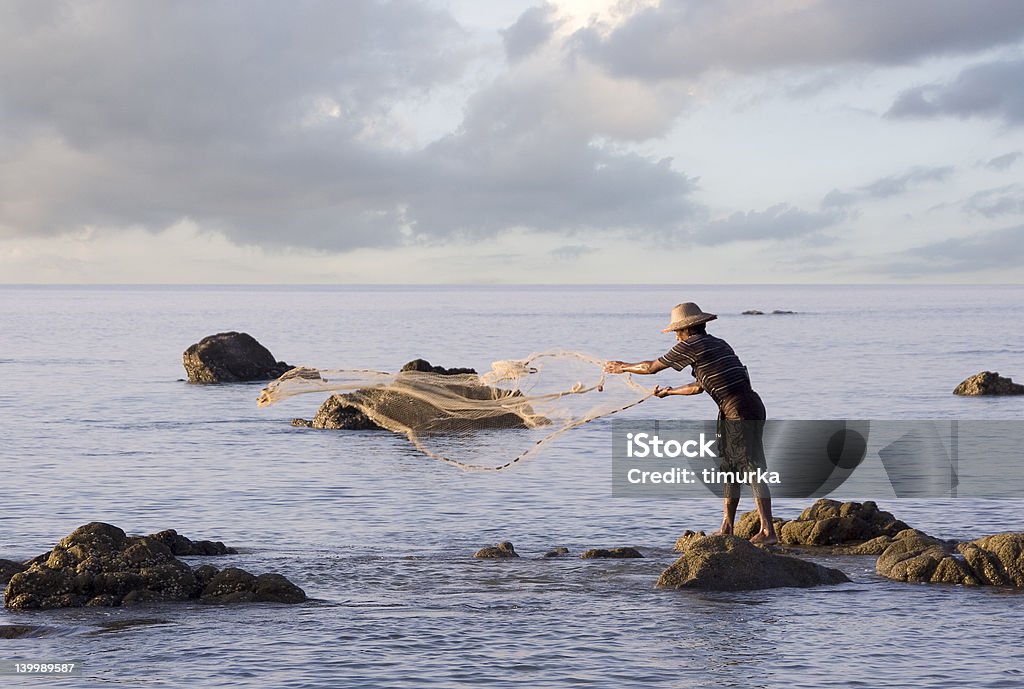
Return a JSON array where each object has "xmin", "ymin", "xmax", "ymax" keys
[
  {"xmin": 474, "ymin": 541, "xmax": 519, "ymax": 559},
  {"xmin": 4, "ymin": 523, "xmax": 305, "ymax": 610},
  {"xmin": 953, "ymin": 371, "xmax": 1024, "ymax": 396},
  {"xmin": 580, "ymin": 547, "xmax": 643, "ymax": 559},
  {"xmin": 542, "ymin": 547, "xmax": 570, "ymax": 558},
  {"xmin": 182, "ymin": 332, "xmax": 292, "ymax": 384},
  {"xmin": 658, "ymin": 535, "xmax": 850, "ymax": 590},
  {"xmin": 742, "ymin": 310, "xmax": 764, "ymax": 315}
]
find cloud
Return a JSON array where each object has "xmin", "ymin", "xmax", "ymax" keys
[
  {"xmin": 883, "ymin": 224, "xmax": 1024, "ymax": 275},
  {"xmin": 550, "ymin": 244, "xmax": 596, "ymax": 260},
  {"xmin": 576, "ymin": 1, "xmax": 1024, "ymax": 80},
  {"xmin": 887, "ymin": 59, "xmax": 1024, "ymax": 125},
  {"xmin": 963, "ymin": 185, "xmax": 1024, "ymax": 218},
  {"xmin": 501, "ymin": 3, "xmax": 562, "ymax": 62},
  {"xmin": 823, "ymin": 166, "xmax": 955, "ymax": 208},
  {"xmin": 982, "ymin": 151, "xmax": 1022, "ymax": 170},
  {"xmin": 695, "ymin": 204, "xmax": 846, "ymax": 246},
  {"xmin": 0, "ymin": 0, "xmax": 705, "ymax": 252}
]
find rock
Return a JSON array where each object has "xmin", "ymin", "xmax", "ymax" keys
[
  {"xmin": 300, "ymin": 393, "xmax": 384, "ymax": 430},
  {"xmin": 657, "ymin": 535, "xmax": 850, "ymax": 590},
  {"xmin": 777, "ymin": 499, "xmax": 910, "ymax": 547},
  {"xmin": 474, "ymin": 541, "xmax": 519, "ymax": 559},
  {"xmin": 4, "ymin": 523, "xmax": 305, "ymax": 609},
  {"xmin": 0, "ymin": 559, "xmax": 26, "ymax": 587},
  {"xmin": 742, "ymin": 310, "xmax": 764, "ymax": 315},
  {"xmin": 253, "ymin": 573, "xmax": 308, "ymax": 604},
  {"xmin": 732, "ymin": 512, "xmax": 787, "ymax": 540},
  {"xmin": 182, "ymin": 332, "xmax": 292, "ymax": 384},
  {"xmin": 957, "ymin": 533, "xmax": 1024, "ymax": 586},
  {"xmin": 297, "ymin": 358, "xmax": 533, "ymax": 431},
  {"xmin": 673, "ymin": 530, "xmax": 707, "ymax": 551},
  {"xmin": 148, "ymin": 529, "xmax": 236, "ymax": 556},
  {"xmin": 875, "ymin": 533, "xmax": 979, "ymax": 585},
  {"xmin": 580, "ymin": 547, "xmax": 643, "ymax": 559},
  {"xmin": 542, "ymin": 547, "xmax": 570, "ymax": 558},
  {"xmin": 771, "ymin": 310, "xmax": 796, "ymax": 314},
  {"xmin": 400, "ymin": 359, "xmax": 477, "ymax": 375},
  {"xmin": 0, "ymin": 624, "xmax": 51, "ymax": 639},
  {"xmin": 953, "ymin": 371, "xmax": 1024, "ymax": 396}
]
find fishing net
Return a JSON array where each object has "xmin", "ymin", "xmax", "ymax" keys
[{"xmin": 256, "ymin": 351, "xmax": 654, "ymax": 470}]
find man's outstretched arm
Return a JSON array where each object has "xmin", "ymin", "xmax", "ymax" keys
[{"xmin": 604, "ymin": 359, "xmax": 669, "ymax": 375}]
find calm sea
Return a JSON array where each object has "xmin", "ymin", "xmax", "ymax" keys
[{"xmin": 1, "ymin": 284, "xmax": 1023, "ymax": 688}]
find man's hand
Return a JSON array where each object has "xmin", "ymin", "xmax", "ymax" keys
[
  {"xmin": 653, "ymin": 385, "xmax": 673, "ymax": 398},
  {"xmin": 604, "ymin": 361, "xmax": 625, "ymax": 374}
]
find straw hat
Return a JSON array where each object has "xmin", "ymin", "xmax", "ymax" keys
[{"xmin": 661, "ymin": 302, "xmax": 717, "ymax": 332}]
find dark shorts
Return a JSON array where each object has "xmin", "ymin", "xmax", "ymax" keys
[{"xmin": 716, "ymin": 390, "xmax": 770, "ymax": 497}]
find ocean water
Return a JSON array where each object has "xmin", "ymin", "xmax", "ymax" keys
[{"xmin": 1, "ymin": 284, "xmax": 1023, "ymax": 688}]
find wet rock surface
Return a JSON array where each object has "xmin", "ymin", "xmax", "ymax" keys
[
  {"xmin": 3, "ymin": 523, "xmax": 305, "ymax": 610},
  {"xmin": 580, "ymin": 547, "xmax": 643, "ymax": 559},
  {"xmin": 659, "ymin": 534, "xmax": 850, "ymax": 590},
  {"xmin": 876, "ymin": 531, "xmax": 1024, "ymax": 587},
  {"xmin": 474, "ymin": 541, "xmax": 519, "ymax": 559},
  {"xmin": 182, "ymin": 332, "xmax": 292, "ymax": 384},
  {"xmin": 0, "ymin": 559, "xmax": 26, "ymax": 588},
  {"xmin": 953, "ymin": 371, "xmax": 1024, "ymax": 396}
]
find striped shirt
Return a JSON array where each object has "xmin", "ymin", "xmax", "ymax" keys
[{"xmin": 658, "ymin": 333, "xmax": 752, "ymax": 406}]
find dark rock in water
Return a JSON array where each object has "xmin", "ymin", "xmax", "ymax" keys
[
  {"xmin": 542, "ymin": 547, "xmax": 570, "ymax": 558},
  {"xmin": 0, "ymin": 624, "xmax": 51, "ymax": 639},
  {"xmin": 3, "ymin": 523, "xmax": 305, "ymax": 609},
  {"xmin": 876, "ymin": 532, "xmax": 979, "ymax": 585},
  {"xmin": 182, "ymin": 332, "xmax": 292, "ymax": 384},
  {"xmin": 299, "ymin": 393, "xmax": 385, "ymax": 430},
  {"xmin": 400, "ymin": 359, "xmax": 477, "ymax": 376},
  {"xmin": 658, "ymin": 535, "xmax": 850, "ymax": 590},
  {"xmin": 742, "ymin": 310, "xmax": 764, "ymax": 315},
  {"xmin": 149, "ymin": 529, "xmax": 236, "ymax": 556},
  {"xmin": 953, "ymin": 371, "xmax": 1024, "ymax": 396},
  {"xmin": 580, "ymin": 547, "xmax": 643, "ymax": 559},
  {"xmin": 771, "ymin": 309, "xmax": 796, "ymax": 314},
  {"xmin": 0, "ymin": 559, "xmax": 26, "ymax": 587},
  {"xmin": 297, "ymin": 358, "xmax": 534, "ymax": 431},
  {"xmin": 474, "ymin": 541, "xmax": 519, "ymax": 559}
]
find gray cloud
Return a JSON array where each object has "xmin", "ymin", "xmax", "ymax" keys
[
  {"xmin": 983, "ymin": 151, "xmax": 1022, "ymax": 170},
  {"xmin": 695, "ymin": 204, "xmax": 846, "ymax": 246},
  {"xmin": 0, "ymin": 0, "xmax": 701, "ymax": 251},
  {"xmin": 501, "ymin": 3, "xmax": 562, "ymax": 62},
  {"xmin": 887, "ymin": 59, "xmax": 1024, "ymax": 125},
  {"xmin": 550, "ymin": 244, "xmax": 596, "ymax": 261},
  {"xmin": 963, "ymin": 185, "xmax": 1024, "ymax": 218},
  {"xmin": 823, "ymin": 166, "xmax": 955, "ymax": 208},
  {"xmin": 576, "ymin": 1, "xmax": 1024, "ymax": 80},
  {"xmin": 883, "ymin": 225, "xmax": 1024, "ymax": 275}
]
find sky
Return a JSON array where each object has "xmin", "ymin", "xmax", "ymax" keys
[{"xmin": 1, "ymin": 0, "xmax": 1023, "ymax": 284}]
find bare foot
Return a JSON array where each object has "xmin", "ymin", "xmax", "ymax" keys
[
  {"xmin": 749, "ymin": 532, "xmax": 779, "ymax": 546},
  {"xmin": 711, "ymin": 521, "xmax": 733, "ymax": 537}
]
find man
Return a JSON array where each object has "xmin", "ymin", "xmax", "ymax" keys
[{"xmin": 604, "ymin": 302, "xmax": 778, "ymax": 545}]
